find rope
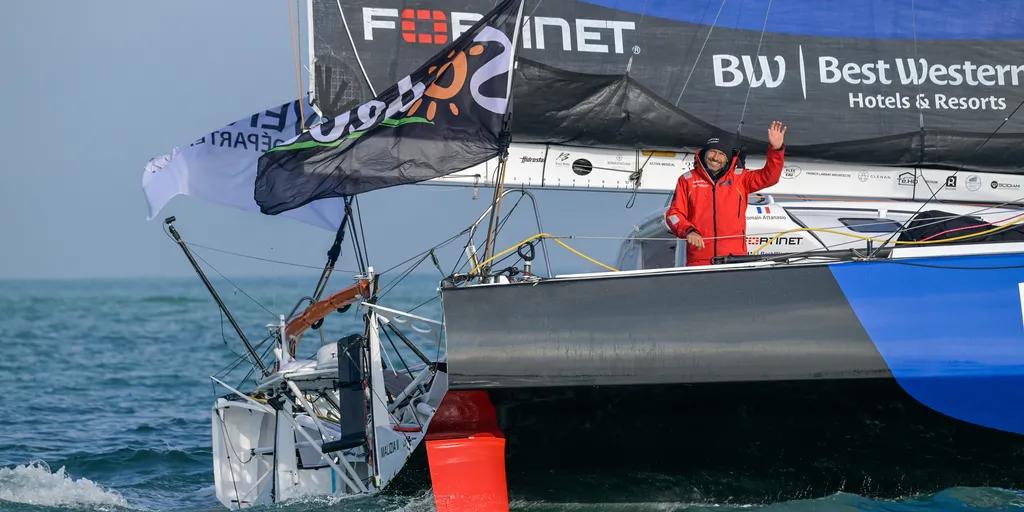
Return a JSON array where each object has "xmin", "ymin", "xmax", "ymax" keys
[
  {"xmin": 287, "ymin": 0, "xmax": 306, "ymax": 129},
  {"xmin": 551, "ymin": 238, "xmax": 619, "ymax": 272},
  {"xmin": 468, "ymin": 233, "xmax": 618, "ymax": 275},
  {"xmin": 752, "ymin": 216, "xmax": 1024, "ymax": 254},
  {"xmin": 920, "ymin": 211, "xmax": 1024, "ymax": 241}
]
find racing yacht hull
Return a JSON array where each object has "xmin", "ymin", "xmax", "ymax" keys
[{"xmin": 439, "ymin": 245, "xmax": 1024, "ymax": 500}]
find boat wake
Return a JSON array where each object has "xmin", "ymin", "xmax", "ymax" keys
[
  {"xmin": 262, "ymin": 490, "xmax": 437, "ymax": 512},
  {"xmin": 0, "ymin": 462, "xmax": 129, "ymax": 510}
]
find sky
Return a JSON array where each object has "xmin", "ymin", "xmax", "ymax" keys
[{"xmin": 0, "ymin": 1, "xmax": 666, "ymax": 280}]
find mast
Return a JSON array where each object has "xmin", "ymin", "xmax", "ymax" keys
[{"xmin": 481, "ymin": 116, "xmax": 513, "ymax": 276}]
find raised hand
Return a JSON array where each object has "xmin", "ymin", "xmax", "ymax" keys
[{"xmin": 768, "ymin": 120, "xmax": 787, "ymax": 150}]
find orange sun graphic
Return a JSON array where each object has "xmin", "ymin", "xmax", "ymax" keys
[{"xmin": 408, "ymin": 44, "xmax": 485, "ymax": 121}]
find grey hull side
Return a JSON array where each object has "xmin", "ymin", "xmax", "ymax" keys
[{"xmin": 441, "ymin": 264, "xmax": 890, "ymax": 388}]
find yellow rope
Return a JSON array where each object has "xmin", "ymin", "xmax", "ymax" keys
[
  {"xmin": 551, "ymin": 238, "xmax": 620, "ymax": 272},
  {"xmin": 468, "ymin": 233, "xmax": 619, "ymax": 275},
  {"xmin": 469, "ymin": 216, "xmax": 1023, "ymax": 275},
  {"xmin": 753, "ymin": 217, "xmax": 1024, "ymax": 254}
]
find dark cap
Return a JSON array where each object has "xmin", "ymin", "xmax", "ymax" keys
[{"xmin": 701, "ymin": 135, "xmax": 736, "ymax": 156}]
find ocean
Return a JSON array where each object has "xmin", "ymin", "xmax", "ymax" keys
[{"xmin": 2, "ymin": 275, "xmax": 1023, "ymax": 512}]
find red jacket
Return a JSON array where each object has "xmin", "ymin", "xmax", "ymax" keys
[{"xmin": 665, "ymin": 146, "xmax": 785, "ymax": 266}]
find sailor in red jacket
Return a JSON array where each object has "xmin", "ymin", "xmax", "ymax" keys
[{"xmin": 665, "ymin": 121, "xmax": 787, "ymax": 266}]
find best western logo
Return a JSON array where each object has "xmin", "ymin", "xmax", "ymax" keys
[{"xmin": 364, "ymin": 7, "xmax": 635, "ymax": 53}]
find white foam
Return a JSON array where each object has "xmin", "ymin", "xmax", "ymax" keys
[{"xmin": 0, "ymin": 461, "xmax": 129, "ymax": 509}]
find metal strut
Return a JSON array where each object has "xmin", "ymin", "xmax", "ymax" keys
[
  {"xmin": 311, "ymin": 196, "xmax": 353, "ymax": 302},
  {"xmin": 165, "ymin": 217, "xmax": 269, "ymax": 377},
  {"xmin": 481, "ymin": 111, "xmax": 515, "ymax": 277}
]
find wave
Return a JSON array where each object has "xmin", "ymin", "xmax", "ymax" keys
[
  {"xmin": 53, "ymin": 447, "xmax": 210, "ymax": 480},
  {"xmin": 0, "ymin": 462, "xmax": 129, "ymax": 510}
]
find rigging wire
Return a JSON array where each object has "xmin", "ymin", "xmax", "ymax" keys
[
  {"xmin": 909, "ymin": 0, "xmax": 926, "ymax": 166},
  {"xmin": 287, "ymin": 0, "xmax": 307, "ymax": 129},
  {"xmin": 183, "ymin": 241, "xmax": 336, "ymax": 271},
  {"xmin": 336, "ymin": 0, "xmax": 378, "ymax": 97},
  {"xmin": 870, "ymin": 96, "xmax": 1024, "ymax": 257},
  {"xmin": 409, "ymin": 294, "xmax": 440, "ymax": 313},
  {"xmin": 354, "ymin": 195, "xmax": 372, "ymax": 269},
  {"xmin": 190, "ymin": 249, "xmax": 278, "ymax": 318},
  {"xmin": 347, "ymin": 203, "xmax": 367, "ymax": 274},
  {"xmin": 622, "ymin": 0, "xmax": 650, "ymax": 74},
  {"xmin": 381, "ymin": 225, "xmax": 474, "ymax": 276},
  {"xmin": 162, "ymin": 222, "xmax": 278, "ymax": 318},
  {"xmin": 674, "ymin": 0, "xmax": 727, "ymax": 107},
  {"xmin": 735, "ymin": 0, "xmax": 775, "ymax": 137}
]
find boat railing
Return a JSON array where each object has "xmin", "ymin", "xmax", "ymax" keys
[{"xmin": 465, "ymin": 188, "xmax": 553, "ymax": 277}]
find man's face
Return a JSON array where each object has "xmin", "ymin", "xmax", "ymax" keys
[{"xmin": 705, "ymin": 149, "xmax": 728, "ymax": 173}]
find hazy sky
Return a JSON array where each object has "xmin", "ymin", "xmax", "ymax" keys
[{"xmin": 0, "ymin": 1, "xmax": 666, "ymax": 280}]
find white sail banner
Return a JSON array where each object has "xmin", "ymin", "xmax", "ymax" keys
[
  {"xmin": 142, "ymin": 98, "xmax": 345, "ymax": 231},
  {"xmin": 425, "ymin": 143, "xmax": 1024, "ymax": 206}
]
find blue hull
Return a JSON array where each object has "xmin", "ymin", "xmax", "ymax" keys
[{"xmin": 831, "ymin": 251, "xmax": 1024, "ymax": 436}]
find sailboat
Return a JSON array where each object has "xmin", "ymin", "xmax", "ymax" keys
[{"xmin": 146, "ymin": 0, "xmax": 1024, "ymax": 508}]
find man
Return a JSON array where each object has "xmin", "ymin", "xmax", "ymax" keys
[{"xmin": 665, "ymin": 121, "xmax": 787, "ymax": 266}]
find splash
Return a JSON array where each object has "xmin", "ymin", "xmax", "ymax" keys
[{"xmin": 0, "ymin": 461, "xmax": 128, "ymax": 509}]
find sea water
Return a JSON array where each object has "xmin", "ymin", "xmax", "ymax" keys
[{"xmin": 1, "ymin": 276, "xmax": 1023, "ymax": 512}]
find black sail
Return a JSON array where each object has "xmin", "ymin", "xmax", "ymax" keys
[
  {"xmin": 312, "ymin": 0, "xmax": 1024, "ymax": 172},
  {"xmin": 256, "ymin": 0, "xmax": 523, "ymax": 214}
]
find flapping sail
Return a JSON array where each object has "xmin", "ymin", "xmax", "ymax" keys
[
  {"xmin": 312, "ymin": 0, "xmax": 1024, "ymax": 173},
  {"xmin": 256, "ymin": 0, "xmax": 524, "ymax": 215}
]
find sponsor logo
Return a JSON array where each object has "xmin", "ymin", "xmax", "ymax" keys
[
  {"xmin": 747, "ymin": 236, "xmax": 803, "ymax": 245},
  {"xmin": 991, "ymin": 180, "xmax": 1021, "ymax": 190},
  {"xmin": 571, "ymin": 158, "xmax": 593, "ymax": 176},
  {"xmin": 379, "ymin": 439, "xmax": 401, "ymax": 459},
  {"xmin": 400, "ymin": 8, "xmax": 449, "ymax": 45},
  {"xmin": 272, "ymin": 22, "xmax": 513, "ymax": 152},
  {"xmin": 897, "ymin": 171, "xmax": 917, "ymax": 187},
  {"xmin": 556, "ymin": 152, "xmax": 570, "ymax": 162},
  {"xmin": 782, "ymin": 166, "xmax": 801, "ymax": 179},
  {"xmin": 520, "ymin": 155, "xmax": 544, "ymax": 164},
  {"xmin": 805, "ymin": 170, "xmax": 852, "ymax": 179},
  {"xmin": 946, "ymin": 175, "xmax": 957, "ymax": 188},
  {"xmin": 858, "ymin": 171, "xmax": 869, "ymax": 182},
  {"xmin": 711, "ymin": 50, "xmax": 1015, "ymax": 112},
  {"xmin": 966, "ymin": 174, "xmax": 982, "ymax": 191},
  {"xmin": 363, "ymin": 7, "xmax": 635, "ymax": 54}
]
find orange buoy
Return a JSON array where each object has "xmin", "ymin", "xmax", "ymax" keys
[{"xmin": 426, "ymin": 391, "xmax": 508, "ymax": 512}]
